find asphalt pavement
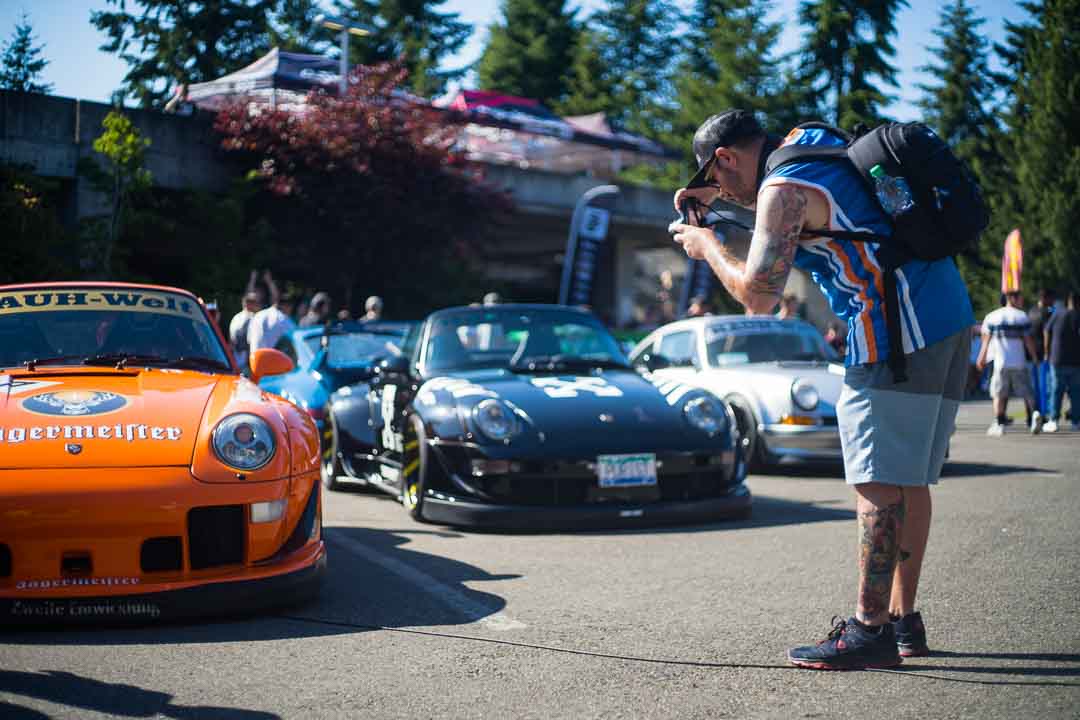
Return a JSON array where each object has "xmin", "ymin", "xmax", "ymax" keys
[{"xmin": 2, "ymin": 400, "xmax": 1078, "ymax": 719}]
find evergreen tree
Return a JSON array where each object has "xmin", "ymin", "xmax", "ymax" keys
[
  {"xmin": 916, "ymin": 0, "xmax": 1001, "ymax": 309},
  {"xmin": 555, "ymin": 29, "xmax": 614, "ymax": 117},
  {"xmin": 334, "ymin": 0, "xmax": 472, "ymax": 98},
  {"xmin": 622, "ymin": 0, "xmax": 793, "ymax": 189},
  {"xmin": 988, "ymin": 0, "xmax": 1080, "ymax": 304},
  {"xmin": 797, "ymin": 0, "xmax": 906, "ymax": 129},
  {"xmin": 0, "ymin": 13, "xmax": 52, "ymax": 94},
  {"xmin": 271, "ymin": 0, "xmax": 327, "ymax": 54},
  {"xmin": 556, "ymin": 0, "xmax": 678, "ymax": 136},
  {"xmin": 476, "ymin": 0, "xmax": 579, "ymax": 106},
  {"xmin": 917, "ymin": 0, "xmax": 996, "ymax": 160},
  {"xmin": 92, "ymin": 0, "xmax": 279, "ymax": 107}
]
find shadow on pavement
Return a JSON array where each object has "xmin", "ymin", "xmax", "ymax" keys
[
  {"xmin": 536, "ymin": 494, "xmax": 855, "ymax": 537},
  {"xmin": 0, "ymin": 527, "xmax": 517, "ymax": 646},
  {"xmin": 881, "ymin": 650, "xmax": 1080, "ymax": 687},
  {"xmin": 939, "ymin": 461, "xmax": 1060, "ymax": 477},
  {"xmin": 0, "ymin": 670, "xmax": 278, "ymax": 719}
]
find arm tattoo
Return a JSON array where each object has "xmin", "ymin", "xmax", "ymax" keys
[
  {"xmin": 745, "ymin": 184, "xmax": 806, "ymax": 299},
  {"xmin": 856, "ymin": 499, "xmax": 905, "ymax": 623}
]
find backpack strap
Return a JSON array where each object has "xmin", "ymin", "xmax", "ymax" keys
[
  {"xmin": 792, "ymin": 121, "xmax": 854, "ymax": 141},
  {"xmin": 881, "ymin": 260, "xmax": 909, "ymax": 383},
  {"xmin": 765, "ymin": 145, "xmax": 849, "ymax": 177}
]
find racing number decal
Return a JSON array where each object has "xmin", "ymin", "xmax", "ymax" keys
[
  {"xmin": 530, "ymin": 377, "xmax": 624, "ymax": 399},
  {"xmin": 380, "ymin": 385, "xmax": 403, "ymax": 452}
]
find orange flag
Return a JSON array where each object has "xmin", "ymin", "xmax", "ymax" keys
[{"xmin": 1002, "ymin": 229, "xmax": 1023, "ymax": 294}]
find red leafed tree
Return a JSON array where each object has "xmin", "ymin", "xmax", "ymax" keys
[{"xmin": 214, "ymin": 62, "xmax": 510, "ymax": 314}]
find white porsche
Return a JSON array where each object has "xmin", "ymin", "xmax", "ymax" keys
[{"xmin": 630, "ymin": 316, "xmax": 844, "ymax": 469}]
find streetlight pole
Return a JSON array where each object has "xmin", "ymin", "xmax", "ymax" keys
[{"xmin": 313, "ymin": 14, "xmax": 371, "ymax": 96}]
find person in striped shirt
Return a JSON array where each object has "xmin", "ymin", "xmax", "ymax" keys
[{"xmin": 670, "ymin": 109, "xmax": 974, "ymax": 670}]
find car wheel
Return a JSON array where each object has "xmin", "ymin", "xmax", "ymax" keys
[
  {"xmin": 321, "ymin": 411, "xmax": 343, "ymax": 491},
  {"xmin": 400, "ymin": 414, "xmax": 429, "ymax": 521},
  {"xmin": 728, "ymin": 397, "xmax": 764, "ymax": 471}
]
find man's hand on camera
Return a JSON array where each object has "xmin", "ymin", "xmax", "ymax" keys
[
  {"xmin": 670, "ymin": 223, "xmax": 722, "ymax": 261},
  {"xmin": 673, "ymin": 186, "xmax": 716, "ymax": 217}
]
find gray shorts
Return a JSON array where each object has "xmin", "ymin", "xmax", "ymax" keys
[
  {"xmin": 990, "ymin": 366, "xmax": 1034, "ymax": 402},
  {"xmin": 838, "ymin": 330, "xmax": 970, "ymax": 486}
]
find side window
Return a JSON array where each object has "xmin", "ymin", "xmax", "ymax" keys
[
  {"xmin": 657, "ymin": 331, "xmax": 697, "ymax": 367},
  {"xmin": 274, "ymin": 336, "xmax": 297, "ymax": 364}
]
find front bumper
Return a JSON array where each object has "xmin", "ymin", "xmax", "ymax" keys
[
  {"xmin": 759, "ymin": 422, "xmax": 842, "ymax": 463},
  {"xmin": 0, "ymin": 545, "xmax": 325, "ymax": 627},
  {"xmin": 421, "ymin": 483, "xmax": 751, "ymax": 529},
  {"xmin": 0, "ymin": 467, "xmax": 325, "ymax": 626}
]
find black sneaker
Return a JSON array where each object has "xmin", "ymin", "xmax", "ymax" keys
[
  {"xmin": 892, "ymin": 611, "xmax": 929, "ymax": 657},
  {"xmin": 788, "ymin": 616, "xmax": 902, "ymax": 670}
]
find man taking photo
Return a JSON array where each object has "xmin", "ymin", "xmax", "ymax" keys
[{"xmin": 670, "ymin": 110, "xmax": 974, "ymax": 670}]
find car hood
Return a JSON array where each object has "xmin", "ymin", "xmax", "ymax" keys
[
  {"xmin": 0, "ymin": 368, "xmax": 218, "ymax": 469},
  {"xmin": 418, "ymin": 368, "xmax": 717, "ymax": 454},
  {"xmin": 697, "ymin": 361, "xmax": 844, "ymax": 410}
]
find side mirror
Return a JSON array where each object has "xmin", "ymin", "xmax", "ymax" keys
[
  {"xmin": 639, "ymin": 353, "xmax": 670, "ymax": 372},
  {"xmin": 377, "ymin": 353, "xmax": 410, "ymax": 376},
  {"xmin": 249, "ymin": 348, "xmax": 295, "ymax": 383}
]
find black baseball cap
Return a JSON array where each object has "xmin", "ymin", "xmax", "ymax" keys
[{"xmin": 687, "ymin": 110, "xmax": 764, "ymax": 188}]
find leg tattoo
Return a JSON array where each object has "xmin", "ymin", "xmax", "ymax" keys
[{"xmin": 857, "ymin": 498, "xmax": 905, "ymax": 622}]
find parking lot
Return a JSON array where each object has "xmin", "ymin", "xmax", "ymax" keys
[{"xmin": 2, "ymin": 400, "xmax": 1078, "ymax": 719}]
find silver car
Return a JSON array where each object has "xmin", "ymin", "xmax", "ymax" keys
[{"xmin": 629, "ymin": 316, "xmax": 844, "ymax": 468}]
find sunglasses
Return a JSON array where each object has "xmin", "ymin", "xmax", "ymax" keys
[{"xmin": 686, "ymin": 153, "xmax": 723, "ymax": 190}]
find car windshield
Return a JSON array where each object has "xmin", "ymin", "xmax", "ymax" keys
[
  {"xmin": 0, "ymin": 287, "xmax": 230, "ymax": 370},
  {"xmin": 705, "ymin": 319, "xmax": 835, "ymax": 367},
  {"xmin": 423, "ymin": 308, "xmax": 628, "ymax": 372},
  {"xmin": 301, "ymin": 330, "xmax": 406, "ymax": 368}
]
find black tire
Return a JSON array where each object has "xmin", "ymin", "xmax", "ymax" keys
[
  {"xmin": 728, "ymin": 397, "xmax": 765, "ymax": 471},
  {"xmin": 400, "ymin": 414, "xmax": 429, "ymax": 521},
  {"xmin": 321, "ymin": 412, "xmax": 343, "ymax": 492}
]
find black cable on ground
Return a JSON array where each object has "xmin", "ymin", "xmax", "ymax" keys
[{"xmin": 276, "ymin": 614, "xmax": 1080, "ymax": 688}]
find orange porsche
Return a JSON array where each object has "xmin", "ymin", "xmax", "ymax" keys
[{"xmin": 0, "ymin": 282, "xmax": 326, "ymax": 625}]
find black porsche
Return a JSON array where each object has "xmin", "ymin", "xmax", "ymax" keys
[{"xmin": 322, "ymin": 304, "xmax": 750, "ymax": 528}]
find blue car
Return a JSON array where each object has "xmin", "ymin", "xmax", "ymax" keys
[{"xmin": 260, "ymin": 321, "xmax": 415, "ymax": 430}]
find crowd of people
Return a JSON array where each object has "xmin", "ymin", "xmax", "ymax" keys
[
  {"xmin": 977, "ymin": 288, "xmax": 1080, "ymax": 435},
  {"xmin": 216, "ymin": 270, "xmax": 386, "ymax": 369}
]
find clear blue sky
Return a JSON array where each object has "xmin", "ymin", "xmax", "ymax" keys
[{"xmin": 3, "ymin": 0, "xmax": 1030, "ymax": 121}]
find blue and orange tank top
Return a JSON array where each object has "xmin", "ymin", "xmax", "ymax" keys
[{"xmin": 762, "ymin": 126, "xmax": 975, "ymax": 366}]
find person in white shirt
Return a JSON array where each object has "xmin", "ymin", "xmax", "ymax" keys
[
  {"xmin": 975, "ymin": 291, "xmax": 1042, "ymax": 436},
  {"xmin": 228, "ymin": 291, "xmax": 261, "ymax": 371},
  {"xmin": 248, "ymin": 292, "xmax": 297, "ymax": 360}
]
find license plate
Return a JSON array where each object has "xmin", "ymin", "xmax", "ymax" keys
[{"xmin": 596, "ymin": 453, "xmax": 657, "ymax": 488}]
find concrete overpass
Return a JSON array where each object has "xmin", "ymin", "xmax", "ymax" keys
[{"xmin": 1, "ymin": 90, "xmax": 828, "ymax": 328}]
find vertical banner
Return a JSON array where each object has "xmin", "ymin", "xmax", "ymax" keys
[
  {"xmin": 1002, "ymin": 228, "xmax": 1023, "ymax": 294},
  {"xmin": 559, "ymin": 185, "xmax": 620, "ymax": 307}
]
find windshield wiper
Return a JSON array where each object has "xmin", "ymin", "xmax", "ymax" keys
[
  {"xmin": 84, "ymin": 352, "xmax": 172, "ymax": 369},
  {"xmin": 22, "ymin": 355, "xmax": 89, "ymax": 371},
  {"xmin": 166, "ymin": 356, "xmax": 233, "ymax": 373},
  {"xmin": 510, "ymin": 355, "xmax": 629, "ymax": 372}
]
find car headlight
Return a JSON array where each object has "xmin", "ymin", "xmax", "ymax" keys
[
  {"xmin": 684, "ymin": 395, "xmax": 728, "ymax": 435},
  {"xmin": 212, "ymin": 413, "xmax": 276, "ymax": 470},
  {"xmin": 472, "ymin": 399, "xmax": 520, "ymax": 442},
  {"xmin": 791, "ymin": 378, "xmax": 820, "ymax": 411}
]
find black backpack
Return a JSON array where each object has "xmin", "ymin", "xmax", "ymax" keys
[{"xmin": 764, "ymin": 121, "xmax": 989, "ymax": 381}]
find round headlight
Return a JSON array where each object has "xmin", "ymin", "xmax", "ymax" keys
[
  {"xmin": 684, "ymin": 395, "xmax": 727, "ymax": 435},
  {"xmin": 472, "ymin": 399, "xmax": 519, "ymax": 442},
  {"xmin": 791, "ymin": 378, "xmax": 820, "ymax": 411},
  {"xmin": 212, "ymin": 413, "xmax": 276, "ymax": 470}
]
